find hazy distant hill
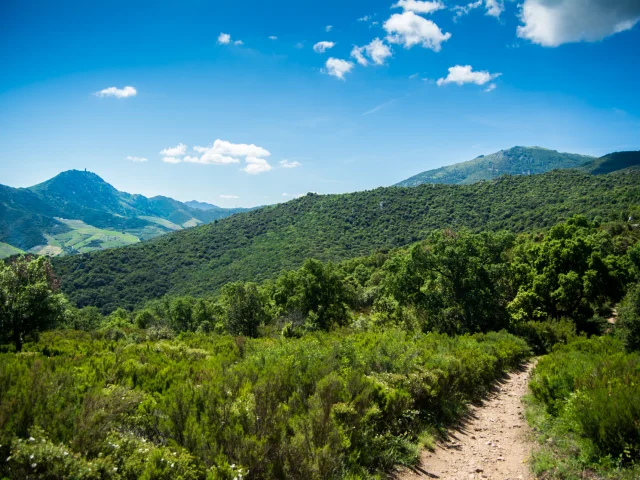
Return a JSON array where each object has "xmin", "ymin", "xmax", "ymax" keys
[
  {"xmin": 0, "ymin": 170, "xmax": 252, "ymax": 257},
  {"xmin": 395, "ymin": 146, "xmax": 594, "ymax": 187},
  {"xmin": 54, "ymin": 167, "xmax": 640, "ymax": 312}
]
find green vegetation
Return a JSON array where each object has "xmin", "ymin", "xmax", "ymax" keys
[
  {"xmin": 580, "ymin": 151, "xmax": 640, "ymax": 176},
  {"xmin": 2, "ymin": 212, "xmax": 640, "ymax": 478},
  {"xmin": 526, "ymin": 337, "xmax": 640, "ymax": 479},
  {"xmin": 0, "ymin": 170, "xmax": 252, "ymax": 254},
  {"xmin": 0, "ymin": 329, "xmax": 529, "ymax": 479},
  {"xmin": 0, "ymin": 242, "xmax": 24, "ymax": 259},
  {"xmin": 27, "ymin": 219, "xmax": 141, "ymax": 256},
  {"xmin": 395, "ymin": 146, "xmax": 594, "ymax": 186},
  {"xmin": 54, "ymin": 169, "xmax": 640, "ymax": 312}
]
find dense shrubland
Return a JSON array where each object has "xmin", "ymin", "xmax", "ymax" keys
[
  {"xmin": 526, "ymin": 337, "xmax": 640, "ymax": 479},
  {"xmin": 0, "ymin": 330, "xmax": 530, "ymax": 479},
  {"xmin": 2, "ymin": 214, "xmax": 640, "ymax": 478}
]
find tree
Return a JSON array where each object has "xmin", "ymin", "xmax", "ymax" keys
[
  {"xmin": 0, "ymin": 256, "xmax": 64, "ymax": 351},
  {"xmin": 274, "ymin": 259, "xmax": 350, "ymax": 330},
  {"xmin": 617, "ymin": 283, "xmax": 640, "ymax": 352},
  {"xmin": 220, "ymin": 282, "xmax": 267, "ymax": 337}
]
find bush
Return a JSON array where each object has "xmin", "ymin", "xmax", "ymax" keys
[
  {"xmin": 528, "ymin": 336, "xmax": 640, "ymax": 466},
  {"xmin": 513, "ymin": 318, "xmax": 577, "ymax": 355},
  {"xmin": 617, "ymin": 283, "xmax": 640, "ymax": 352}
]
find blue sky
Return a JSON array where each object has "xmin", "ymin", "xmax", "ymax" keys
[{"xmin": 1, "ymin": 0, "xmax": 639, "ymax": 207}]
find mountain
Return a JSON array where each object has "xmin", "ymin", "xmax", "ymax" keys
[
  {"xmin": 394, "ymin": 146, "xmax": 595, "ymax": 187},
  {"xmin": 579, "ymin": 151, "xmax": 640, "ymax": 175},
  {"xmin": 0, "ymin": 170, "xmax": 252, "ymax": 257},
  {"xmin": 185, "ymin": 200, "xmax": 221, "ymax": 211},
  {"xmin": 53, "ymin": 167, "xmax": 640, "ymax": 313}
]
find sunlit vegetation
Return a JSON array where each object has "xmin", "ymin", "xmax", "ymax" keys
[
  {"xmin": 2, "ymin": 211, "xmax": 640, "ymax": 478},
  {"xmin": 54, "ymin": 168, "xmax": 640, "ymax": 313}
]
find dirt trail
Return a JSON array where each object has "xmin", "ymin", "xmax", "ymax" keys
[{"xmin": 399, "ymin": 363, "xmax": 535, "ymax": 480}]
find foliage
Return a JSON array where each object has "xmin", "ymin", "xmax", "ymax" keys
[
  {"xmin": 53, "ymin": 169, "xmax": 640, "ymax": 312},
  {"xmin": 0, "ymin": 256, "xmax": 66, "ymax": 351},
  {"xmin": 527, "ymin": 336, "xmax": 640, "ymax": 476},
  {"xmin": 617, "ymin": 283, "xmax": 640, "ymax": 352},
  {"xmin": 0, "ymin": 329, "xmax": 530, "ymax": 479}
]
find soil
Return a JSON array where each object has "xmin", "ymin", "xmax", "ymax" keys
[{"xmin": 398, "ymin": 363, "xmax": 536, "ymax": 480}]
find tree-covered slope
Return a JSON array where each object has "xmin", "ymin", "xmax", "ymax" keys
[
  {"xmin": 395, "ymin": 146, "xmax": 594, "ymax": 186},
  {"xmin": 579, "ymin": 150, "xmax": 640, "ymax": 175},
  {"xmin": 53, "ymin": 169, "xmax": 640, "ymax": 312},
  {"xmin": 0, "ymin": 170, "xmax": 252, "ymax": 255}
]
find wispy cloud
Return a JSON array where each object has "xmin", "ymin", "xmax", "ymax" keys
[
  {"xmin": 95, "ymin": 86, "xmax": 137, "ymax": 98},
  {"xmin": 280, "ymin": 160, "xmax": 301, "ymax": 168},
  {"xmin": 160, "ymin": 143, "xmax": 188, "ymax": 156},
  {"xmin": 362, "ymin": 98, "xmax": 399, "ymax": 116},
  {"xmin": 220, "ymin": 194, "xmax": 239, "ymax": 199},
  {"xmin": 437, "ymin": 65, "xmax": 501, "ymax": 87},
  {"xmin": 325, "ymin": 25, "xmax": 333, "ymax": 32},
  {"xmin": 269, "ymin": 35, "xmax": 278, "ymax": 40},
  {"xmin": 127, "ymin": 156, "xmax": 148, "ymax": 162},
  {"xmin": 313, "ymin": 41, "xmax": 336, "ymax": 53}
]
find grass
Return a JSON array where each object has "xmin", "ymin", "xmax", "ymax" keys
[
  {"xmin": 0, "ymin": 242, "xmax": 24, "ymax": 259},
  {"xmin": 138, "ymin": 215, "xmax": 183, "ymax": 231},
  {"xmin": 26, "ymin": 218, "xmax": 140, "ymax": 256}
]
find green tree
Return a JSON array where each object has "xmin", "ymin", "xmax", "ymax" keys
[
  {"xmin": 220, "ymin": 282, "xmax": 267, "ymax": 337},
  {"xmin": 617, "ymin": 283, "xmax": 640, "ymax": 352},
  {"xmin": 0, "ymin": 256, "xmax": 64, "ymax": 351},
  {"xmin": 274, "ymin": 259, "xmax": 350, "ymax": 330}
]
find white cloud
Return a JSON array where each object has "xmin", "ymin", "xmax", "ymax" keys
[
  {"xmin": 295, "ymin": 42, "xmax": 305, "ymax": 49},
  {"xmin": 313, "ymin": 41, "xmax": 336, "ymax": 53},
  {"xmin": 453, "ymin": 0, "xmax": 504, "ymax": 19},
  {"xmin": 269, "ymin": 35, "xmax": 278, "ymax": 40},
  {"xmin": 243, "ymin": 157, "xmax": 272, "ymax": 174},
  {"xmin": 184, "ymin": 153, "xmax": 239, "ymax": 165},
  {"xmin": 127, "ymin": 156, "xmax": 148, "ymax": 162},
  {"xmin": 436, "ymin": 65, "xmax": 501, "ymax": 86},
  {"xmin": 325, "ymin": 25, "xmax": 333, "ymax": 32},
  {"xmin": 160, "ymin": 143, "xmax": 188, "ymax": 156},
  {"xmin": 234, "ymin": 40, "xmax": 244, "ymax": 45},
  {"xmin": 351, "ymin": 38, "xmax": 393, "ymax": 66},
  {"xmin": 280, "ymin": 160, "xmax": 301, "ymax": 168},
  {"xmin": 217, "ymin": 33, "xmax": 231, "ymax": 44},
  {"xmin": 393, "ymin": 0, "xmax": 444, "ymax": 14},
  {"xmin": 517, "ymin": 0, "xmax": 640, "ymax": 47},
  {"xmin": 95, "ymin": 86, "xmax": 137, "ymax": 98},
  {"xmin": 384, "ymin": 12, "xmax": 451, "ymax": 51},
  {"xmin": 210, "ymin": 139, "xmax": 271, "ymax": 158},
  {"xmin": 484, "ymin": 83, "xmax": 497, "ymax": 92},
  {"xmin": 358, "ymin": 15, "xmax": 372, "ymax": 22},
  {"xmin": 282, "ymin": 192, "xmax": 304, "ymax": 198},
  {"xmin": 484, "ymin": 0, "xmax": 504, "ymax": 17},
  {"xmin": 187, "ymin": 140, "xmax": 271, "ymax": 169},
  {"xmin": 162, "ymin": 157, "xmax": 182, "ymax": 164},
  {"xmin": 220, "ymin": 194, "xmax": 239, "ymax": 199},
  {"xmin": 324, "ymin": 58, "xmax": 354, "ymax": 80}
]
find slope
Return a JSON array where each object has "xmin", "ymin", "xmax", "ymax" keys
[
  {"xmin": 579, "ymin": 150, "xmax": 640, "ymax": 175},
  {"xmin": 53, "ymin": 168, "xmax": 640, "ymax": 312},
  {"xmin": 395, "ymin": 146, "xmax": 594, "ymax": 187},
  {"xmin": 0, "ymin": 170, "xmax": 252, "ymax": 256}
]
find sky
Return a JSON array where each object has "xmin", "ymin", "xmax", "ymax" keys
[{"xmin": 1, "ymin": 0, "xmax": 639, "ymax": 207}]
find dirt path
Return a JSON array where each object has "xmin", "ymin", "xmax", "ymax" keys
[{"xmin": 399, "ymin": 363, "xmax": 535, "ymax": 480}]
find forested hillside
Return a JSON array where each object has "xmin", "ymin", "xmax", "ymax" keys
[
  {"xmin": 394, "ymin": 146, "xmax": 594, "ymax": 186},
  {"xmin": 54, "ymin": 168, "xmax": 640, "ymax": 312}
]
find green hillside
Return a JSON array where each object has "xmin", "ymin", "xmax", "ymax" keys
[
  {"xmin": 579, "ymin": 150, "xmax": 640, "ymax": 175},
  {"xmin": 0, "ymin": 170, "xmax": 252, "ymax": 254},
  {"xmin": 395, "ymin": 146, "xmax": 594, "ymax": 186},
  {"xmin": 54, "ymin": 168, "xmax": 640, "ymax": 312}
]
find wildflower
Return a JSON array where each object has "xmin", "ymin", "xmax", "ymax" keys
[
  {"xmin": 63, "ymin": 451, "xmax": 68, "ymax": 456},
  {"xmin": 31, "ymin": 463, "xmax": 37, "ymax": 468},
  {"xmin": 30, "ymin": 454, "xmax": 34, "ymax": 460},
  {"xmin": 113, "ymin": 467, "xmax": 118, "ymax": 471},
  {"xmin": 28, "ymin": 437, "xmax": 35, "ymax": 442}
]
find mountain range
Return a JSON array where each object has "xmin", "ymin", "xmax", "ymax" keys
[
  {"xmin": 54, "ymin": 151, "xmax": 640, "ymax": 312},
  {"xmin": 0, "ymin": 170, "xmax": 252, "ymax": 257}
]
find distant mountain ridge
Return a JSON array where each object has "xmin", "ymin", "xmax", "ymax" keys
[
  {"xmin": 0, "ymin": 170, "xmax": 252, "ymax": 257},
  {"xmin": 395, "ymin": 146, "xmax": 595, "ymax": 187}
]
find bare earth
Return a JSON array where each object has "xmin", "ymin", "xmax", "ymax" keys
[{"xmin": 399, "ymin": 363, "xmax": 535, "ymax": 480}]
